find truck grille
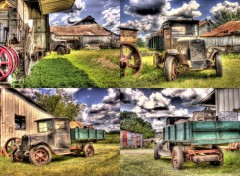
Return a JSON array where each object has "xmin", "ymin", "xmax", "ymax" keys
[{"xmin": 189, "ymin": 39, "xmax": 206, "ymax": 69}]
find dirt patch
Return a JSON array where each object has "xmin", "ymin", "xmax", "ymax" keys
[
  {"xmin": 121, "ymin": 149, "xmax": 153, "ymax": 154},
  {"xmin": 93, "ymin": 57, "xmax": 119, "ymax": 69}
]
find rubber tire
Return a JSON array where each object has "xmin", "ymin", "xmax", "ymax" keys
[
  {"xmin": 83, "ymin": 143, "xmax": 94, "ymax": 157},
  {"xmin": 172, "ymin": 146, "xmax": 184, "ymax": 170},
  {"xmin": 215, "ymin": 53, "xmax": 223, "ymax": 77},
  {"xmin": 29, "ymin": 145, "xmax": 52, "ymax": 166},
  {"xmin": 57, "ymin": 46, "xmax": 65, "ymax": 55},
  {"xmin": 164, "ymin": 56, "xmax": 178, "ymax": 81},
  {"xmin": 210, "ymin": 146, "xmax": 224, "ymax": 166},
  {"xmin": 11, "ymin": 148, "xmax": 23, "ymax": 162},
  {"xmin": 154, "ymin": 142, "xmax": 162, "ymax": 160}
]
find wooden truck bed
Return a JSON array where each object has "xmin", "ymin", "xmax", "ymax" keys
[{"xmin": 163, "ymin": 121, "xmax": 240, "ymax": 145}]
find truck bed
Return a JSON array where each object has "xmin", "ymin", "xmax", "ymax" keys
[
  {"xmin": 70, "ymin": 128, "xmax": 105, "ymax": 141},
  {"xmin": 163, "ymin": 121, "xmax": 240, "ymax": 145}
]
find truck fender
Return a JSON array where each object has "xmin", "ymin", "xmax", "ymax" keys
[
  {"xmin": 29, "ymin": 142, "xmax": 54, "ymax": 154},
  {"xmin": 54, "ymin": 45, "xmax": 66, "ymax": 51},
  {"xmin": 165, "ymin": 49, "xmax": 180, "ymax": 56}
]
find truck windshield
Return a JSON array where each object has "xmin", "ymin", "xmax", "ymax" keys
[
  {"xmin": 38, "ymin": 120, "xmax": 53, "ymax": 133},
  {"xmin": 55, "ymin": 120, "xmax": 67, "ymax": 131},
  {"xmin": 171, "ymin": 23, "xmax": 198, "ymax": 37}
]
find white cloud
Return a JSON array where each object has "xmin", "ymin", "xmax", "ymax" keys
[
  {"xmin": 102, "ymin": 6, "xmax": 120, "ymax": 34},
  {"xmin": 210, "ymin": 1, "xmax": 240, "ymax": 15}
]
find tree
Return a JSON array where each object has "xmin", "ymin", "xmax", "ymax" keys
[
  {"xmin": 212, "ymin": 9, "xmax": 240, "ymax": 27},
  {"xmin": 135, "ymin": 38, "xmax": 145, "ymax": 48},
  {"xmin": 34, "ymin": 90, "xmax": 81, "ymax": 121},
  {"xmin": 120, "ymin": 111, "xmax": 155, "ymax": 138}
]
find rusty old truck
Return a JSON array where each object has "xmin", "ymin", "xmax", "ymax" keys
[
  {"xmin": 154, "ymin": 109, "xmax": 240, "ymax": 169},
  {"xmin": 148, "ymin": 19, "xmax": 224, "ymax": 81},
  {"xmin": 11, "ymin": 117, "xmax": 105, "ymax": 166}
]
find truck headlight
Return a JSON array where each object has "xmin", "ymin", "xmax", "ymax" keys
[{"xmin": 179, "ymin": 46, "xmax": 187, "ymax": 55}]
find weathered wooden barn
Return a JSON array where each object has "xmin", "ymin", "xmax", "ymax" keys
[
  {"xmin": 0, "ymin": 88, "xmax": 54, "ymax": 148},
  {"xmin": 199, "ymin": 19, "xmax": 214, "ymax": 35},
  {"xmin": 198, "ymin": 89, "xmax": 240, "ymax": 121},
  {"xmin": 201, "ymin": 21, "xmax": 240, "ymax": 53},
  {"xmin": 50, "ymin": 15, "xmax": 119, "ymax": 49},
  {"xmin": 120, "ymin": 130, "xmax": 143, "ymax": 148}
]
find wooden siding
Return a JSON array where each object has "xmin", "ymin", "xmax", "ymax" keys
[
  {"xmin": 216, "ymin": 89, "xmax": 240, "ymax": 121},
  {"xmin": 0, "ymin": 89, "xmax": 54, "ymax": 147},
  {"xmin": 120, "ymin": 130, "xmax": 143, "ymax": 148}
]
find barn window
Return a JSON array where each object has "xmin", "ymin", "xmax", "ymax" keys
[{"xmin": 15, "ymin": 115, "xmax": 26, "ymax": 130}]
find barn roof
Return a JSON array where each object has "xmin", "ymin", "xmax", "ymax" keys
[
  {"xmin": 37, "ymin": 0, "xmax": 75, "ymax": 15},
  {"xmin": 73, "ymin": 15, "xmax": 97, "ymax": 25},
  {"xmin": 201, "ymin": 21, "xmax": 240, "ymax": 37},
  {"xmin": 51, "ymin": 24, "xmax": 112, "ymax": 36}
]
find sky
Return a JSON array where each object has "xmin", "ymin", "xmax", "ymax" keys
[
  {"xmin": 49, "ymin": 0, "xmax": 120, "ymax": 33},
  {"xmin": 121, "ymin": 0, "xmax": 240, "ymax": 37},
  {"xmin": 120, "ymin": 88, "xmax": 214, "ymax": 132},
  {"xmin": 19, "ymin": 88, "xmax": 120, "ymax": 132}
]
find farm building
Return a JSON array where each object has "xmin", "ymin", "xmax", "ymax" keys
[
  {"xmin": 120, "ymin": 130, "xmax": 143, "ymax": 148},
  {"xmin": 198, "ymin": 89, "xmax": 240, "ymax": 121},
  {"xmin": 201, "ymin": 21, "xmax": 240, "ymax": 53},
  {"xmin": 0, "ymin": 88, "xmax": 54, "ymax": 148},
  {"xmin": 199, "ymin": 19, "xmax": 214, "ymax": 35},
  {"xmin": 50, "ymin": 15, "xmax": 119, "ymax": 49}
]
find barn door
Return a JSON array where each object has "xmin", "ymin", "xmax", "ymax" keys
[{"xmin": 122, "ymin": 131, "xmax": 127, "ymax": 147}]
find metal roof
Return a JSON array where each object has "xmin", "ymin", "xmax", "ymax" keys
[
  {"xmin": 51, "ymin": 24, "xmax": 112, "ymax": 36},
  {"xmin": 37, "ymin": 0, "xmax": 75, "ymax": 15},
  {"xmin": 201, "ymin": 21, "xmax": 240, "ymax": 37}
]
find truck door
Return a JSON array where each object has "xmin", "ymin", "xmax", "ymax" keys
[{"xmin": 54, "ymin": 120, "xmax": 71, "ymax": 149}]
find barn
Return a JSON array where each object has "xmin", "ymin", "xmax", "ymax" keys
[
  {"xmin": 199, "ymin": 19, "xmax": 214, "ymax": 35},
  {"xmin": 0, "ymin": 88, "xmax": 54, "ymax": 149},
  {"xmin": 50, "ymin": 15, "xmax": 119, "ymax": 49},
  {"xmin": 201, "ymin": 21, "xmax": 240, "ymax": 53},
  {"xmin": 198, "ymin": 88, "xmax": 240, "ymax": 121},
  {"xmin": 120, "ymin": 130, "xmax": 143, "ymax": 148}
]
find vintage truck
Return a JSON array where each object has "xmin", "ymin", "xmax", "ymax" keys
[
  {"xmin": 154, "ymin": 109, "xmax": 240, "ymax": 169},
  {"xmin": 50, "ymin": 39, "xmax": 71, "ymax": 55},
  {"xmin": 148, "ymin": 19, "xmax": 224, "ymax": 81},
  {"xmin": 11, "ymin": 117, "xmax": 105, "ymax": 166}
]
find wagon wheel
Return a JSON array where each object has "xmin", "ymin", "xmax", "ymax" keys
[
  {"xmin": 3, "ymin": 137, "xmax": 21, "ymax": 158},
  {"xmin": 164, "ymin": 56, "xmax": 178, "ymax": 81},
  {"xmin": 120, "ymin": 42, "xmax": 142, "ymax": 77},
  {"xmin": 172, "ymin": 146, "xmax": 184, "ymax": 170},
  {"xmin": 0, "ymin": 46, "xmax": 14, "ymax": 81},
  {"xmin": 7, "ymin": 47, "xmax": 19, "ymax": 72},
  {"xmin": 83, "ymin": 143, "xmax": 94, "ymax": 157},
  {"xmin": 29, "ymin": 145, "xmax": 52, "ymax": 166}
]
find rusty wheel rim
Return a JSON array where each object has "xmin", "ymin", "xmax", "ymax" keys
[
  {"xmin": 171, "ymin": 60, "xmax": 177, "ymax": 80},
  {"xmin": 120, "ymin": 42, "xmax": 142, "ymax": 77},
  {"xmin": 34, "ymin": 149, "xmax": 49, "ymax": 164},
  {"xmin": 86, "ymin": 145, "xmax": 94, "ymax": 157},
  {"xmin": 3, "ymin": 137, "xmax": 21, "ymax": 158},
  {"xmin": 172, "ymin": 150, "xmax": 178, "ymax": 168}
]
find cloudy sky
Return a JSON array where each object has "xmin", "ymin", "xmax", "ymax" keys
[
  {"xmin": 49, "ymin": 0, "xmax": 120, "ymax": 33},
  {"xmin": 121, "ymin": 0, "xmax": 240, "ymax": 37},
  {"xmin": 20, "ymin": 88, "xmax": 120, "ymax": 132},
  {"xmin": 120, "ymin": 88, "xmax": 214, "ymax": 132}
]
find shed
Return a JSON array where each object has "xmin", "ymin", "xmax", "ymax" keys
[
  {"xmin": 199, "ymin": 19, "xmax": 214, "ymax": 35},
  {"xmin": 0, "ymin": 88, "xmax": 55, "ymax": 148},
  {"xmin": 50, "ymin": 15, "xmax": 119, "ymax": 49},
  {"xmin": 198, "ymin": 89, "xmax": 240, "ymax": 121},
  {"xmin": 201, "ymin": 21, "xmax": 240, "ymax": 53},
  {"xmin": 120, "ymin": 130, "xmax": 143, "ymax": 148}
]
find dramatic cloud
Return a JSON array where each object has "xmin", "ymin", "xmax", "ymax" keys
[
  {"xmin": 210, "ymin": 1, "xmax": 240, "ymax": 15},
  {"xmin": 166, "ymin": 0, "xmax": 201, "ymax": 18},
  {"xmin": 84, "ymin": 88, "xmax": 120, "ymax": 131},
  {"xmin": 18, "ymin": 88, "xmax": 40, "ymax": 99},
  {"xmin": 124, "ymin": 0, "xmax": 170, "ymax": 16},
  {"xmin": 102, "ymin": 6, "xmax": 120, "ymax": 33}
]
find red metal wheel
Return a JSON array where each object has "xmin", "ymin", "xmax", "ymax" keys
[
  {"xmin": 3, "ymin": 137, "xmax": 21, "ymax": 158},
  {"xmin": 0, "ymin": 46, "xmax": 14, "ymax": 81},
  {"xmin": 7, "ymin": 47, "xmax": 19, "ymax": 72}
]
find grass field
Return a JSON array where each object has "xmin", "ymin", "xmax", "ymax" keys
[
  {"xmin": 120, "ymin": 149, "xmax": 240, "ymax": 176},
  {"xmin": 119, "ymin": 53, "xmax": 240, "ymax": 88},
  {"xmin": 21, "ymin": 49, "xmax": 120, "ymax": 88},
  {"xmin": 0, "ymin": 144, "xmax": 119, "ymax": 176}
]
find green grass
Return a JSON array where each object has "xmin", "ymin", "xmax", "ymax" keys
[
  {"xmin": 119, "ymin": 53, "xmax": 240, "ymax": 88},
  {"xmin": 120, "ymin": 150, "xmax": 240, "ymax": 176},
  {"xmin": 22, "ymin": 49, "xmax": 120, "ymax": 88},
  {"xmin": 0, "ymin": 144, "xmax": 119, "ymax": 176}
]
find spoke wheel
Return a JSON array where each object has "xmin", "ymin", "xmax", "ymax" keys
[
  {"xmin": 29, "ymin": 145, "xmax": 52, "ymax": 166},
  {"xmin": 3, "ymin": 137, "xmax": 21, "ymax": 158},
  {"xmin": 7, "ymin": 47, "xmax": 19, "ymax": 72},
  {"xmin": 83, "ymin": 143, "xmax": 94, "ymax": 157},
  {"xmin": 120, "ymin": 42, "xmax": 142, "ymax": 77},
  {"xmin": 172, "ymin": 146, "xmax": 184, "ymax": 170},
  {"xmin": 0, "ymin": 46, "xmax": 14, "ymax": 81}
]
